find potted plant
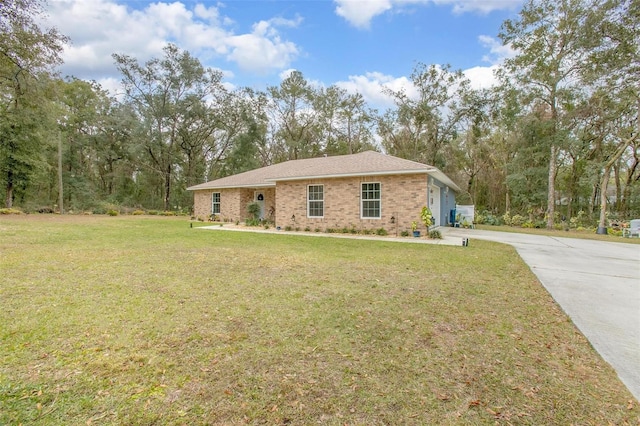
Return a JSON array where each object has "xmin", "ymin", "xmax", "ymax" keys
[
  {"xmin": 411, "ymin": 221, "xmax": 420, "ymax": 237},
  {"xmin": 421, "ymin": 206, "xmax": 433, "ymax": 231}
]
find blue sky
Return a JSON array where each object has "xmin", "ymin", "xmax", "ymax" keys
[{"xmin": 44, "ymin": 0, "xmax": 522, "ymax": 108}]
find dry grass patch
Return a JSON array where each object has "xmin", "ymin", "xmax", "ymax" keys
[{"xmin": 0, "ymin": 215, "xmax": 637, "ymax": 425}]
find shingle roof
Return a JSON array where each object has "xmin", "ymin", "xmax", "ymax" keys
[{"xmin": 187, "ymin": 151, "xmax": 460, "ymax": 192}]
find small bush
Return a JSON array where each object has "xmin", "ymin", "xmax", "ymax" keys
[
  {"xmin": 284, "ymin": 226, "xmax": 293, "ymax": 231},
  {"xmin": 510, "ymin": 214, "xmax": 526, "ymax": 227},
  {"xmin": 326, "ymin": 228, "xmax": 336, "ymax": 233},
  {"xmin": 314, "ymin": 228, "xmax": 321, "ymax": 233},
  {"xmin": 147, "ymin": 210, "xmax": 160, "ymax": 215},
  {"xmin": 428, "ymin": 229, "xmax": 442, "ymax": 239},
  {"xmin": 247, "ymin": 202, "xmax": 261, "ymax": 220},
  {"xmin": 476, "ymin": 210, "xmax": 501, "ymax": 226},
  {"xmin": 132, "ymin": 210, "xmax": 145, "ymax": 215},
  {"xmin": 0, "ymin": 208, "xmax": 22, "ymax": 215},
  {"xmin": 376, "ymin": 228, "xmax": 388, "ymax": 236},
  {"xmin": 400, "ymin": 230, "xmax": 409, "ymax": 237},
  {"xmin": 161, "ymin": 211, "xmax": 176, "ymax": 216},
  {"xmin": 304, "ymin": 227, "xmax": 311, "ymax": 232},
  {"xmin": 107, "ymin": 209, "xmax": 119, "ymax": 216}
]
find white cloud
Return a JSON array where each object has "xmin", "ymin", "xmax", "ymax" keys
[
  {"xmin": 334, "ymin": 0, "xmax": 392, "ymax": 29},
  {"xmin": 335, "ymin": 63, "xmax": 500, "ymax": 111},
  {"xmin": 226, "ymin": 18, "xmax": 300, "ymax": 74},
  {"xmin": 463, "ymin": 65, "xmax": 499, "ymax": 89},
  {"xmin": 436, "ymin": 0, "xmax": 522, "ymax": 14},
  {"xmin": 478, "ymin": 35, "xmax": 516, "ymax": 65},
  {"xmin": 334, "ymin": 0, "xmax": 521, "ymax": 29},
  {"xmin": 44, "ymin": 0, "xmax": 301, "ymax": 84},
  {"xmin": 335, "ymin": 72, "xmax": 416, "ymax": 109}
]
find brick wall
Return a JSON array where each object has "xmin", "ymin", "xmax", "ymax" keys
[
  {"xmin": 192, "ymin": 187, "xmax": 276, "ymax": 222},
  {"xmin": 275, "ymin": 174, "xmax": 429, "ymax": 233},
  {"xmin": 191, "ymin": 174, "xmax": 432, "ymax": 233}
]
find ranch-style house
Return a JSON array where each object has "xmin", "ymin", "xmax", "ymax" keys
[{"xmin": 187, "ymin": 151, "xmax": 461, "ymax": 233}]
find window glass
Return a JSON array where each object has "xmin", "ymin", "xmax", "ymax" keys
[
  {"xmin": 308, "ymin": 185, "xmax": 324, "ymax": 217},
  {"xmin": 211, "ymin": 192, "xmax": 221, "ymax": 214},
  {"xmin": 361, "ymin": 183, "xmax": 380, "ymax": 218}
]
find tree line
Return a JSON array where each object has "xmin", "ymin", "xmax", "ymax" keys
[{"xmin": 1, "ymin": 0, "xmax": 638, "ymax": 229}]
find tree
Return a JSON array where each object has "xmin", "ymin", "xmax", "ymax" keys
[
  {"xmin": 499, "ymin": 0, "xmax": 596, "ymax": 228},
  {"xmin": 583, "ymin": 0, "xmax": 640, "ymax": 231},
  {"xmin": 314, "ymin": 86, "xmax": 377, "ymax": 155},
  {"xmin": 267, "ymin": 71, "xmax": 320, "ymax": 161},
  {"xmin": 0, "ymin": 0, "xmax": 67, "ymax": 208},
  {"xmin": 379, "ymin": 63, "xmax": 470, "ymax": 169},
  {"xmin": 114, "ymin": 44, "xmax": 224, "ymax": 210}
]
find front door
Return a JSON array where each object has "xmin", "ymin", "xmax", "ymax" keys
[
  {"xmin": 255, "ymin": 192, "xmax": 265, "ymax": 219},
  {"xmin": 429, "ymin": 185, "xmax": 441, "ymax": 226}
]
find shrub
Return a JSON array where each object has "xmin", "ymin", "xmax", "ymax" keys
[
  {"xmin": 0, "ymin": 208, "xmax": 22, "ymax": 215},
  {"xmin": 132, "ymin": 210, "xmax": 145, "ymax": 215},
  {"xmin": 428, "ymin": 229, "xmax": 442, "ymax": 239},
  {"xmin": 376, "ymin": 228, "xmax": 388, "ymax": 236},
  {"xmin": 400, "ymin": 230, "xmax": 410, "ymax": 237},
  {"xmin": 502, "ymin": 211, "xmax": 512, "ymax": 226},
  {"xmin": 476, "ymin": 210, "xmax": 501, "ymax": 226},
  {"xmin": 314, "ymin": 228, "xmax": 321, "ymax": 233},
  {"xmin": 284, "ymin": 226, "xmax": 293, "ymax": 231},
  {"xmin": 510, "ymin": 214, "xmax": 526, "ymax": 227},
  {"xmin": 107, "ymin": 209, "xmax": 119, "ymax": 216},
  {"xmin": 247, "ymin": 202, "xmax": 261, "ymax": 220},
  {"xmin": 246, "ymin": 218, "xmax": 260, "ymax": 227},
  {"xmin": 304, "ymin": 227, "xmax": 311, "ymax": 232}
]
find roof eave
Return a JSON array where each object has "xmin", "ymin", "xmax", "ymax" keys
[
  {"xmin": 187, "ymin": 182, "xmax": 275, "ymax": 191},
  {"xmin": 428, "ymin": 169, "xmax": 462, "ymax": 193},
  {"xmin": 266, "ymin": 169, "xmax": 434, "ymax": 182}
]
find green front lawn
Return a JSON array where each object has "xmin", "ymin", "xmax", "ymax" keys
[{"xmin": 0, "ymin": 215, "xmax": 637, "ymax": 425}]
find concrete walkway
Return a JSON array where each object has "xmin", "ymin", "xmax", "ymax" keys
[{"xmin": 443, "ymin": 227, "xmax": 640, "ymax": 401}]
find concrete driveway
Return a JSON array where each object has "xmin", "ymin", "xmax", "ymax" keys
[{"xmin": 444, "ymin": 227, "xmax": 640, "ymax": 401}]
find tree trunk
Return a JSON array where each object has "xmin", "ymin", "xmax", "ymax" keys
[
  {"xmin": 58, "ymin": 131, "xmax": 64, "ymax": 214},
  {"xmin": 614, "ymin": 161, "xmax": 621, "ymax": 213},
  {"xmin": 163, "ymin": 164, "xmax": 172, "ymax": 211},
  {"xmin": 5, "ymin": 169, "xmax": 13, "ymax": 208},
  {"xmin": 597, "ymin": 166, "xmax": 611, "ymax": 234},
  {"xmin": 546, "ymin": 144, "xmax": 557, "ymax": 229}
]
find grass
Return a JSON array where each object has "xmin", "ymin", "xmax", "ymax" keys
[
  {"xmin": 475, "ymin": 224, "xmax": 640, "ymax": 244},
  {"xmin": 0, "ymin": 215, "xmax": 637, "ymax": 425}
]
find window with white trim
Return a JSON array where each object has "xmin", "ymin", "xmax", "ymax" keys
[
  {"xmin": 308, "ymin": 185, "xmax": 324, "ymax": 217},
  {"xmin": 361, "ymin": 182, "xmax": 381, "ymax": 218},
  {"xmin": 211, "ymin": 192, "xmax": 221, "ymax": 215}
]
